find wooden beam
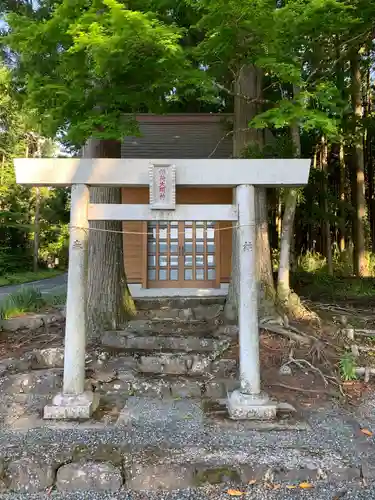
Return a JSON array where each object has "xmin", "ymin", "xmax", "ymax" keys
[
  {"xmin": 88, "ymin": 204, "xmax": 238, "ymax": 221},
  {"xmin": 14, "ymin": 158, "xmax": 311, "ymax": 187}
]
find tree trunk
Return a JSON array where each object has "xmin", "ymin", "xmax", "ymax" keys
[
  {"xmin": 277, "ymin": 188, "xmax": 297, "ymax": 302},
  {"xmin": 86, "ymin": 138, "xmax": 135, "ymax": 342},
  {"xmin": 256, "ymin": 186, "xmax": 277, "ymax": 317},
  {"xmin": 33, "ymin": 187, "xmax": 40, "ymax": 272},
  {"xmin": 277, "ymin": 86, "xmax": 301, "ymax": 302},
  {"xmin": 225, "ymin": 65, "xmax": 276, "ymax": 321},
  {"xmin": 321, "ymin": 138, "xmax": 333, "ymax": 275},
  {"xmin": 364, "ymin": 63, "xmax": 375, "ymax": 253},
  {"xmin": 336, "ymin": 46, "xmax": 347, "ymax": 255},
  {"xmin": 339, "ymin": 144, "xmax": 346, "ymax": 253},
  {"xmin": 350, "ymin": 50, "xmax": 368, "ymax": 276}
]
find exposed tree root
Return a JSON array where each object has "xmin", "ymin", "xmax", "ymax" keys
[
  {"xmin": 260, "ymin": 322, "xmax": 313, "ymax": 346},
  {"xmin": 271, "ymin": 382, "xmax": 339, "ymax": 396},
  {"xmin": 284, "ymin": 351, "xmax": 328, "ymax": 386},
  {"xmin": 277, "ymin": 291, "xmax": 320, "ymax": 324}
]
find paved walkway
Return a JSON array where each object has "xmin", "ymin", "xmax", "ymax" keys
[{"xmin": 0, "ymin": 274, "xmax": 68, "ymax": 299}]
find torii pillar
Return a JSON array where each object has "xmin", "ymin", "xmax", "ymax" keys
[{"xmin": 14, "ymin": 157, "xmax": 310, "ymax": 420}]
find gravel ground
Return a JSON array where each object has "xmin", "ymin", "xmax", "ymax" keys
[
  {"xmin": 0, "ymin": 396, "xmax": 374, "ymax": 468},
  {"xmin": 0, "ymin": 483, "xmax": 373, "ymax": 499},
  {"xmin": 0, "ymin": 395, "xmax": 372, "ymax": 491},
  {"xmin": 0, "ymin": 387, "xmax": 374, "ymax": 498}
]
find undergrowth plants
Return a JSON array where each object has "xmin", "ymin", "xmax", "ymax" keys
[{"xmin": 0, "ymin": 287, "xmax": 66, "ymax": 319}]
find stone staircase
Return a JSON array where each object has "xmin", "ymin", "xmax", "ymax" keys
[
  {"xmin": 95, "ymin": 296, "xmax": 239, "ymax": 401},
  {"xmin": 0, "ymin": 297, "xmax": 368, "ymax": 496}
]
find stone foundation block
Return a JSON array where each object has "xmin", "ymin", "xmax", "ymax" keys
[
  {"xmin": 72, "ymin": 444, "xmax": 123, "ymax": 466},
  {"xmin": 56, "ymin": 462, "xmax": 122, "ymax": 492},
  {"xmin": 170, "ymin": 379, "xmax": 202, "ymax": 398},
  {"xmin": 103, "ymin": 333, "xmax": 221, "ymax": 353},
  {"xmin": 2, "ymin": 369, "xmax": 63, "ymax": 396},
  {"xmin": 137, "ymin": 355, "xmax": 211, "ymax": 375},
  {"xmin": 44, "ymin": 391, "xmax": 99, "ymax": 420},
  {"xmin": 7, "ymin": 457, "xmax": 55, "ymax": 493},
  {"xmin": 227, "ymin": 390, "xmax": 277, "ymax": 420},
  {"xmin": 178, "ymin": 308, "xmax": 195, "ymax": 320},
  {"xmin": 154, "ymin": 308, "xmax": 181, "ymax": 320},
  {"xmin": 211, "ymin": 359, "xmax": 237, "ymax": 377},
  {"xmin": 132, "ymin": 379, "xmax": 171, "ymax": 398},
  {"xmin": 187, "ymin": 355, "xmax": 211, "ymax": 375},
  {"xmin": 239, "ymin": 465, "xmax": 269, "ymax": 483},
  {"xmin": 1, "ymin": 315, "xmax": 44, "ymax": 332},
  {"xmin": 137, "ymin": 356, "xmax": 164, "ymax": 374},
  {"xmin": 127, "ymin": 464, "xmax": 194, "ymax": 491},
  {"xmin": 330, "ymin": 467, "xmax": 361, "ymax": 482},
  {"xmin": 274, "ymin": 467, "xmax": 319, "ymax": 483},
  {"xmin": 35, "ymin": 347, "xmax": 65, "ymax": 368},
  {"xmin": 194, "ymin": 465, "xmax": 241, "ymax": 485},
  {"xmin": 204, "ymin": 381, "xmax": 226, "ymax": 399},
  {"xmin": 126, "ymin": 319, "xmax": 152, "ymax": 332},
  {"xmin": 193, "ymin": 304, "xmax": 223, "ymax": 321},
  {"xmin": 100, "ymin": 379, "xmax": 133, "ymax": 395}
]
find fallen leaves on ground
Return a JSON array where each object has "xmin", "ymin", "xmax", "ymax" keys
[
  {"xmin": 227, "ymin": 489, "xmax": 245, "ymax": 496},
  {"xmin": 299, "ymin": 482, "xmax": 314, "ymax": 489},
  {"xmin": 360, "ymin": 428, "xmax": 373, "ymax": 437},
  {"xmin": 248, "ymin": 479, "xmax": 257, "ymax": 485},
  {"xmin": 265, "ymin": 483, "xmax": 281, "ymax": 490},
  {"xmin": 286, "ymin": 485, "xmax": 297, "ymax": 489}
]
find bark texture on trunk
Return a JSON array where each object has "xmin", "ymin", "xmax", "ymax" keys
[
  {"xmin": 321, "ymin": 138, "xmax": 333, "ymax": 274},
  {"xmin": 226, "ymin": 65, "xmax": 276, "ymax": 321},
  {"xmin": 277, "ymin": 87, "xmax": 301, "ymax": 302},
  {"xmin": 350, "ymin": 50, "xmax": 368, "ymax": 276},
  {"xmin": 339, "ymin": 144, "xmax": 346, "ymax": 253},
  {"xmin": 256, "ymin": 187, "xmax": 276, "ymax": 317},
  {"xmin": 277, "ymin": 188, "xmax": 297, "ymax": 302},
  {"xmin": 85, "ymin": 138, "xmax": 135, "ymax": 342},
  {"xmin": 33, "ymin": 187, "xmax": 40, "ymax": 272}
]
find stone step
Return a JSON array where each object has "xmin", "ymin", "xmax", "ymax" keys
[
  {"xmin": 134, "ymin": 296, "xmax": 226, "ymax": 311},
  {"xmin": 108, "ymin": 319, "xmax": 219, "ymax": 337},
  {"xmin": 102, "ymin": 330, "xmax": 231, "ymax": 353},
  {"xmin": 0, "ymin": 440, "xmax": 363, "ymax": 494},
  {"xmin": 94, "ymin": 372, "xmax": 239, "ymax": 399},
  {"xmin": 134, "ymin": 302, "xmax": 224, "ymax": 322},
  {"xmin": 136, "ymin": 353, "xmax": 236, "ymax": 377}
]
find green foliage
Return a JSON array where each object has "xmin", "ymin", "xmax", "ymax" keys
[
  {"xmin": 297, "ymin": 251, "xmax": 327, "ymax": 274},
  {"xmin": 0, "ymin": 269, "xmax": 63, "ymax": 287},
  {"xmin": 0, "ymin": 286, "xmax": 65, "ymax": 319},
  {"xmin": 39, "ymin": 223, "xmax": 69, "ymax": 268},
  {"xmin": 44, "ymin": 290, "xmax": 67, "ymax": 307},
  {"xmin": 292, "ymin": 271, "xmax": 375, "ymax": 302},
  {"xmin": 242, "ymin": 133, "xmax": 296, "ymax": 159},
  {"xmin": 5, "ymin": 0, "xmax": 207, "ymax": 146},
  {"xmin": 296, "ymin": 247, "xmax": 375, "ymax": 279},
  {"xmin": 250, "ymin": 100, "xmax": 340, "ymax": 140},
  {"xmin": 0, "ymin": 287, "xmax": 44, "ymax": 319},
  {"xmin": 340, "ymin": 352, "xmax": 357, "ymax": 382},
  {"xmin": 0, "ymin": 63, "xmax": 69, "ymax": 275},
  {"xmin": 2, "ymin": 0, "xmax": 375, "ymax": 295}
]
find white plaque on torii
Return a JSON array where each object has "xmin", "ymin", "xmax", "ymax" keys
[{"xmin": 149, "ymin": 163, "xmax": 176, "ymax": 210}]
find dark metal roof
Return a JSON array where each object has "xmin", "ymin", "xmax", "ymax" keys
[{"xmin": 121, "ymin": 114, "xmax": 233, "ymax": 159}]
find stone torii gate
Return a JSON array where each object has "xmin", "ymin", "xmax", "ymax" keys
[{"xmin": 15, "ymin": 157, "xmax": 310, "ymax": 420}]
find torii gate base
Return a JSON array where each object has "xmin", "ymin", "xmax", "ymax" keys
[{"xmin": 15, "ymin": 157, "xmax": 310, "ymax": 421}]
